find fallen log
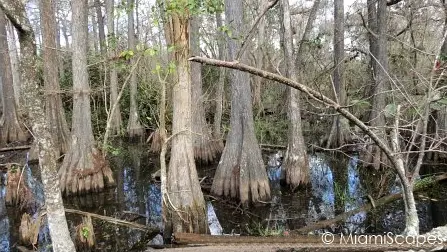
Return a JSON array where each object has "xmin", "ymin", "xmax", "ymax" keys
[
  {"xmin": 293, "ymin": 173, "xmax": 447, "ymax": 234},
  {"xmin": 63, "ymin": 208, "xmax": 159, "ymax": 234},
  {"xmin": 0, "ymin": 145, "xmax": 31, "ymax": 152}
]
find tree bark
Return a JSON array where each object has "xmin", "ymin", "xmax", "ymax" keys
[
  {"xmin": 7, "ymin": 21, "xmax": 20, "ymax": 105},
  {"xmin": 0, "ymin": 8, "xmax": 28, "ymax": 145},
  {"xmin": 105, "ymin": 0, "xmax": 122, "ymax": 135},
  {"xmin": 163, "ymin": 1, "xmax": 207, "ymax": 234},
  {"xmin": 95, "ymin": 0, "xmax": 106, "ymax": 54},
  {"xmin": 363, "ymin": 0, "xmax": 389, "ymax": 170},
  {"xmin": 40, "ymin": 0, "xmax": 71, "ymax": 156},
  {"xmin": 213, "ymin": 12, "xmax": 225, "ymax": 142},
  {"xmin": 90, "ymin": 2, "xmax": 99, "ymax": 53},
  {"xmin": 0, "ymin": 1, "xmax": 76, "ymax": 250},
  {"xmin": 190, "ymin": 16, "xmax": 222, "ymax": 163},
  {"xmin": 252, "ymin": 11, "xmax": 265, "ymax": 110},
  {"xmin": 326, "ymin": 0, "xmax": 351, "ymax": 148},
  {"xmin": 211, "ymin": 0, "xmax": 271, "ymax": 204},
  {"xmin": 126, "ymin": 0, "xmax": 143, "ymax": 139},
  {"xmin": 280, "ymin": 0, "xmax": 321, "ymax": 189},
  {"xmin": 59, "ymin": 0, "xmax": 114, "ymax": 195}
]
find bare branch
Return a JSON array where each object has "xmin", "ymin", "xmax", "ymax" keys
[
  {"xmin": 235, "ymin": 0, "xmax": 279, "ymax": 60},
  {"xmin": 189, "ymin": 56, "xmax": 398, "ymax": 169},
  {"xmin": 387, "ymin": 0, "xmax": 403, "ymax": 6}
]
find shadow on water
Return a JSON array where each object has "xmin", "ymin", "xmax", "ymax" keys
[{"xmin": 1, "ymin": 144, "xmax": 447, "ymax": 251}]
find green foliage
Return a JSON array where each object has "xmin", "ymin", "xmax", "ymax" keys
[
  {"xmin": 165, "ymin": 0, "xmax": 223, "ymax": 15},
  {"xmin": 81, "ymin": 227, "xmax": 90, "ymax": 238},
  {"xmin": 334, "ymin": 181, "xmax": 354, "ymax": 208},
  {"xmin": 103, "ymin": 144, "xmax": 124, "ymax": 156},
  {"xmin": 254, "ymin": 115, "xmax": 288, "ymax": 146},
  {"xmin": 414, "ymin": 175, "xmax": 436, "ymax": 191},
  {"xmin": 245, "ymin": 222, "xmax": 286, "ymax": 237},
  {"xmin": 119, "ymin": 50, "xmax": 134, "ymax": 61},
  {"xmin": 384, "ymin": 103, "xmax": 397, "ymax": 118}
]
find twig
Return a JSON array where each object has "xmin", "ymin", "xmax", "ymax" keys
[
  {"xmin": 235, "ymin": 0, "xmax": 279, "ymax": 60},
  {"xmin": 64, "ymin": 208, "xmax": 159, "ymax": 232},
  {"xmin": 102, "ymin": 55, "xmax": 142, "ymax": 153}
]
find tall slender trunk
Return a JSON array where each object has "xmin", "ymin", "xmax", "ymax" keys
[
  {"xmin": 40, "ymin": 0, "xmax": 71, "ymax": 156},
  {"xmin": 0, "ymin": 1, "xmax": 76, "ymax": 250},
  {"xmin": 213, "ymin": 12, "xmax": 225, "ymax": 141},
  {"xmin": 126, "ymin": 0, "xmax": 143, "ymax": 139},
  {"xmin": 105, "ymin": 0, "xmax": 122, "ymax": 135},
  {"xmin": 0, "ymin": 9, "xmax": 28, "ymax": 144},
  {"xmin": 95, "ymin": 0, "xmax": 106, "ymax": 54},
  {"xmin": 190, "ymin": 16, "xmax": 222, "ymax": 163},
  {"xmin": 90, "ymin": 5, "xmax": 99, "ymax": 53},
  {"xmin": 59, "ymin": 0, "xmax": 115, "ymax": 195},
  {"xmin": 252, "ymin": 14, "xmax": 265, "ymax": 110},
  {"xmin": 163, "ymin": 2, "xmax": 207, "ymax": 234},
  {"xmin": 326, "ymin": 0, "xmax": 351, "ymax": 148},
  {"xmin": 7, "ymin": 22, "xmax": 20, "ymax": 106},
  {"xmin": 363, "ymin": 0, "xmax": 389, "ymax": 170},
  {"xmin": 280, "ymin": 0, "xmax": 321, "ymax": 189},
  {"xmin": 211, "ymin": 0, "xmax": 270, "ymax": 204}
]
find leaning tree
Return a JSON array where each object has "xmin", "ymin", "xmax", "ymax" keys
[
  {"xmin": 211, "ymin": 0, "xmax": 271, "ymax": 204},
  {"xmin": 0, "ymin": 0, "xmax": 76, "ymax": 249},
  {"xmin": 163, "ymin": 0, "xmax": 208, "ymax": 234},
  {"xmin": 59, "ymin": 0, "xmax": 114, "ymax": 195}
]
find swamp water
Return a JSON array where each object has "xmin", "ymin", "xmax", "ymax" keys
[{"xmin": 1, "ymin": 145, "xmax": 447, "ymax": 251}]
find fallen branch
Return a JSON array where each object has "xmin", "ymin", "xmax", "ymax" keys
[
  {"xmin": 0, "ymin": 145, "xmax": 31, "ymax": 152},
  {"xmin": 64, "ymin": 208, "xmax": 159, "ymax": 233},
  {"xmin": 259, "ymin": 143, "xmax": 287, "ymax": 149},
  {"xmin": 293, "ymin": 173, "xmax": 447, "ymax": 234},
  {"xmin": 188, "ymin": 56, "xmax": 397, "ymax": 170}
]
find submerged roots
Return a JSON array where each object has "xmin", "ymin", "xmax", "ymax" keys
[
  {"xmin": 0, "ymin": 119, "xmax": 29, "ymax": 145},
  {"xmin": 193, "ymin": 139, "xmax": 224, "ymax": 164},
  {"xmin": 59, "ymin": 148, "xmax": 115, "ymax": 195},
  {"xmin": 19, "ymin": 212, "xmax": 42, "ymax": 247}
]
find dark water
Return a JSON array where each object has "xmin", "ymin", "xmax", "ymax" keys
[{"xmin": 1, "ymin": 145, "xmax": 447, "ymax": 251}]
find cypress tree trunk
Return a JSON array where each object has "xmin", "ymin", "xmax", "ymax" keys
[
  {"xmin": 362, "ymin": 0, "xmax": 389, "ymax": 170},
  {"xmin": 126, "ymin": 0, "xmax": 144, "ymax": 139},
  {"xmin": 164, "ymin": 3, "xmax": 207, "ymax": 234},
  {"xmin": 326, "ymin": 0, "xmax": 352, "ymax": 148},
  {"xmin": 190, "ymin": 16, "xmax": 222, "ymax": 163},
  {"xmin": 40, "ymin": 0, "xmax": 71, "ymax": 156},
  {"xmin": 211, "ymin": 0, "xmax": 270, "ymax": 204},
  {"xmin": 0, "ymin": 9, "xmax": 28, "ymax": 145},
  {"xmin": 0, "ymin": 1, "xmax": 76, "ymax": 250},
  {"xmin": 105, "ymin": 0, "xmax": 122, "ymax": 135},
  {"xmin": 213, "ymin": 12, "xmax": 225, "ymax": 143},
  {"xmin": 280, "ymin": 0, "xmax": 321, "ymax": 189},
  {"xmin": 59, "ymin": 0, "xmax": 115, "ymax": 195}
]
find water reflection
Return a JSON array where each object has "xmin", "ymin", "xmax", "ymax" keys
[
  {"xmin": 266, "ymin": 153, "xmax": 366, "ymax": 233},
  {"xmin": 146, "ymin": 183, "xmax": 162, "ymax": 230},
  {"xmin": 308, "ymin": 154, "xmax": 335, "ymax": 224},
  {"xmin": 0, "ymin": 186, "xmax": 10, "ymax": 252},
  {"xmin": 1, "ymin": 146, "xmax": 442, "ymax": 251}
]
